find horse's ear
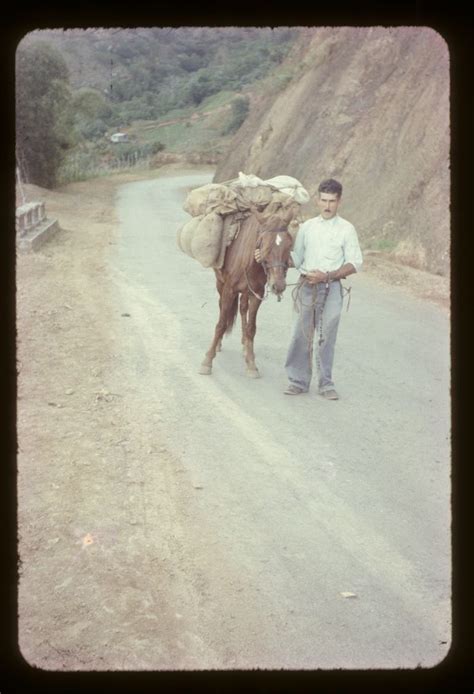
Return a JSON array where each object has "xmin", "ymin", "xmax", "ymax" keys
[
  {"xmin": 260, "ymin": 213, "xmax": 283, "ymax": 233},
  {"xmin": 288, "ymin": 220, "xmax": 300, "ymax": 240}
]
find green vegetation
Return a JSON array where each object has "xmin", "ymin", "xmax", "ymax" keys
[
  {"xmin": 221, "ymin": 96, "xmax": 250, "ymax": 135},
  {"xmin": 16, "ymin": 41, "xmax": 74, "ymax": 188},
  {"xmin": 195, "ymin": 91, "xmax": 237, "ymax": 112},
  {"xmin": 371, "ymin": 238, "xmax": 398, "ymax": 252},
  {"xmin": 134, "ymin": 116, "xmax": 226, "ymax": 153},
  {"xmin": 56, "ymin": 140, "xmax": 165, "ymax": 184},
  {"xmin": 16, "ymin": 28, "xmax": 298, "ymax": 186},
  {"xmin": 71, "ymin": 88, "xmax": 115, "ymax": 140}
]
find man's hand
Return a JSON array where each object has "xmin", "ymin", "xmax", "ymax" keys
[
  {"xmin": 305, "ymin": 270, "xmax": 328, "ymax": 284},
  {"xmin": 254, "ymin": 249, "xmax": 262, "ymax": 263}
]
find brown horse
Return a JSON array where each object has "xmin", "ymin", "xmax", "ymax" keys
[{"xmin": 198, "ymin": 208, "xmax": 296, "ymax": 378}]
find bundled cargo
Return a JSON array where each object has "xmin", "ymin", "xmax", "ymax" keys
[
  {"xmin": 233, "ymin": 171, "xmax": 311, "ymax": 205},
  {"xmin": 177, "ymin": 212, "xmax": 224, "ymax": 268},
  {"xmin": 233, "ymin": 184, "xmax": 274, "ymax": 209},
  {"xmin": 177, "ymin": 171, "xmax": 309, "ymax": 269},
  {"xmin": 182, "ymin": 183, "xmax": 240, "ymax": 217}
]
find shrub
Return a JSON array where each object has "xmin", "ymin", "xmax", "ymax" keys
[{"xmin": 220, "ymin": 95, "xmax": 250, "ymax": 135}]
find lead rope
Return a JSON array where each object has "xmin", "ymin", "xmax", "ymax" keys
[
  {"xmin": 291, "ymin": 278, "xmax": 327, "ymax": 347},
  {"xmin": 291, "ymin": 279, "xmax": 329, "ymax": 378},
  {"xmin": 343, "ymin": 284, "xmax": 352, "ymax": 312},
  {"xmin": 245, "ymin": 234, "xmax": 268, "ymax": 301},
  {"xmin": 245, "ymin": 268, "xmax": 269, "ymax": 302},
  {"xmin": 292, "ymin": 278, "xmax": 352, "ymax": 377}
]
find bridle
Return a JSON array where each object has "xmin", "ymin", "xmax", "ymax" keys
[
  {"xmin": 245, "ymin": 226, "xmax": 292, "ymax": 302},
  {"xmin": 256, "ymin": 226, "xmax": 292, "ymax": 274}
]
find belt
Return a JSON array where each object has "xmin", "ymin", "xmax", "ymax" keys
[{"xmin": 299, "ymin": 274, "xmax": 340, "ymax": 283}]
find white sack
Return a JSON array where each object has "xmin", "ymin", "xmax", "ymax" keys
[
  {"xmin": 237, "ymin": 171, "xmax": 264, "ymax": 188},
  {"xmin": 233, "ymin": 172, "xmax": 310, "ymax": 204},
  {"xmin": 262, "ymin": 175, "xmax": 310, "ymax": 204}
]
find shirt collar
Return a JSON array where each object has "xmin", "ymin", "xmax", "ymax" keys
[{"xmin": 317, "ymin": 214, "xmax": 339, "ymax": 225}]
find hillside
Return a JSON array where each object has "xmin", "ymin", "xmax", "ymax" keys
[
  {"xmin": 18, "ymin": 27, "xmax": 297, "ymax": 120},
  {"xmin": 214, "ymin": 27, "xmax": 450, "ymax": 276},
  {"xmin": 16, "ymin": 26, "xmax": 450, "ymax": 276},
  {"xmin": 16, "ymin": 27, "xmax": 298, "ymax": 184}
]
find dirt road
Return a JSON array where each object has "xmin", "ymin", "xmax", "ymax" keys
[{"xmin": 17, "ymin": 166, "xmax": 451, "ymax": 670}]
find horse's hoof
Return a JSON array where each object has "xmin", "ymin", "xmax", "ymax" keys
[
  {"xmin": 246, "ymin": 368, "xmax": 260, "ymax": 379},
  {"xmin": 198, "ymin": 364, "xmax": 212, "ymax": 375}
]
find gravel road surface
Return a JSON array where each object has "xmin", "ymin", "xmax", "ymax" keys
[
  {"xmin": 17, "ymin": 169, "xmax": 451, "ymax": 671},
  {"xmin": 107, "ymin": 172, "xmax": 451, "ymax": 669}
]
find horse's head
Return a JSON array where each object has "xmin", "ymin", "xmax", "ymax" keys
[{"xmin": 258, "ymin": 214, "xmax": 295, "ymax": 297}]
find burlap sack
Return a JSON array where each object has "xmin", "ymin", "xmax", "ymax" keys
[
  {"xmin": 223, "ymin": 215, "xmax": 241, "ymax": 247},
  {"xmin": 190, "ymin": 212, "xmax": 224, "ymax": 268},
  {"xmin": 183, "ymin": 183, "xmax": 239, "ymax": 217},
  {"xmin": 234, "ymin": 184, "xmax": 274, "ymax": 208},
  {"xmin": 262, "ymin": 191, "xmax": 297, "ymax": 216},
  {"xmin": 214, "ymin": 215, "xmax": 242, "ymax": 269},
  {"xmin": 178, "ymin": 173, "xmax": 306, "ymax": 270},
  {"xmin": 177, "ymin": 215, "xmax": 202, "ymax": 256},
  {"xmin": 230, "ymin": 172, "xmax": 310, "ymax": 204}
]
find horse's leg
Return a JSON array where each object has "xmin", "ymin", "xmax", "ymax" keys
[
  {"xmin": 239, "ymin": 291, "xmax": 249, "ymax": 355},
  {"xmin": 216, "ymin": 292, "xmax": 223, "ymax": 352},
  {"xmin": 215, "ymin": 273, "xmax": 224, "ymax": 352},
  {"xmin": 199, "ymin": 288, "xmax": 236, "ymax": 375},
  {"xmin": 244, "ymin": 291, "xmax": 263, "ymax": 378}
]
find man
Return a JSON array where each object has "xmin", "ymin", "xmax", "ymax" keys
[{"xmin": 257, "ymin": 178, "xmax": 363, "ymax": 400}]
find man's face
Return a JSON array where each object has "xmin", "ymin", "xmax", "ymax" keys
[{"xmin": 317, "ymin": 192, "xmax": 341, "ymax": 219}]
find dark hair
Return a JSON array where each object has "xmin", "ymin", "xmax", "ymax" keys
[{"xmin": 318, "ymin": 178, "xmax": 343, "ymax": 198}]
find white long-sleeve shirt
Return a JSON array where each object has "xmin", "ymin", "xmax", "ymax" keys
[{"xmin": 290, "ymin": 214, "xmax": 363, "ymax": 274}]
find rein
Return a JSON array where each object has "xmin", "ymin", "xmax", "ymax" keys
[
  {"xmin": 291, "ymin": 278, "xmax": 330, "ymax": 348},
  {"xmin": 245, "ymin": 270, "xmax": 268, "ymax": 302},
  {"xmin": 291, "ymin": 276, "xmax": 352, "ymax": 353}
]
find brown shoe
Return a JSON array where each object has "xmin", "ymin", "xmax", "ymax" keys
[
  {"xmin": 320, "ymin": 389, "xmax": 339, "ymax": 400},
  {"xmin": 284, "ymin": 384, "xmax": 305, "ymax": 395}
]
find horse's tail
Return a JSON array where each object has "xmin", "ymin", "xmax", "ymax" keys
[{"xmin": 224, "ymin": 293, "xmax": 239, "ymax": 334}]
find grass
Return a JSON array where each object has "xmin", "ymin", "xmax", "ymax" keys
[
  {"xmin": 130, "ymin": 104, "xmax": 235, "ymax": 153},
  {"xmin": 143, "ymin": 120, "xmax": 226, "ymax": 152},
  {"xmin": 195, "ymin": 90, "xmax": 238, "ymax": 112},
  {"xmin": 58, "ymin": 89, "xmax": 242, "ymax": 184},
  {"xmin": 371, "ymin": 238, "xmax": 397, "ymax": 253},
  {"xmin": 127, "ymin": 89, "xmax": 239, "ymax": 149}
]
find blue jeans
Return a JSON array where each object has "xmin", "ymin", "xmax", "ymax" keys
[{"xmin": 285, "ymin": 280, "xmax": 343, "ymax": 392}]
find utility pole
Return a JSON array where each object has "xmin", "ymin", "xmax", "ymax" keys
[{"xmin": 16, "ymin": 165, "xmax": 26, "ymax": 206}]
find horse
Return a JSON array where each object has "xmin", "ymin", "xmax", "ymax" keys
[{"xmin": 198, "ymin": 205, "xmax": 297, "ymax": 378}]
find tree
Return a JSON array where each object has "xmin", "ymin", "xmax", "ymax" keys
[
  {"xmin": 187, "ymin": 73, "xmax": 214, "ymax": 106},
  {"xmin": 16, "ymin": 40, "xmax": 73, "ymax": 188},
  {"xmin": 72, "ymin": 88, "xmax": 113, "ymax": 140},
  {"xmin": 72, "ymin": 88, "xmax": 112, "ymax": 121}
]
